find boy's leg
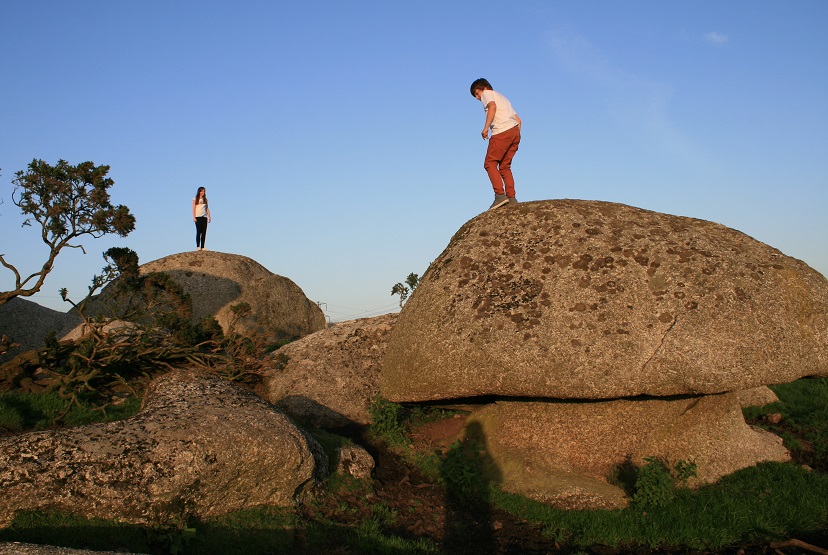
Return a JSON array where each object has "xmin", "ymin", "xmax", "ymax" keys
[
  {"xmin": 498, "ymin": 128, "xmax": 521, "ymax": 198},
  {"xmin": 484, "ymin": 133, "xmax": 510, "ymax": 195},
  {"xmin": 484, "ymin": 127, "xmax": 521, "ymax": 196}
]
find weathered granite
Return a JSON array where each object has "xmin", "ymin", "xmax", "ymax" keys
[
  {"xmin": 383, "ymin": 200, "xmax": 828, "ymax": 401},
  {"xmin": 0, "ymin": 369, "xmax": 327, "ymax": 527}
]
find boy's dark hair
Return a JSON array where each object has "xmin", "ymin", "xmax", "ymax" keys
[{"xmin": 470, "ymin": 78, "xmax": 493, "ymax": 97}]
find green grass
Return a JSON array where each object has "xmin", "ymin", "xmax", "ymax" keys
[
  {"xmin": 0, "ymin": 389, "xmax": 142, "ymax": 431},
  {"xmin": 493, "ymin": 461, "xmax": 828, "ymax": 549},
  {"xmin": 756, "ymin": 377, "xmax": 828, "ymax": 464},
  {"xmin": 0, "ymin": 505, "xmax": 438, "ymax": 555}
]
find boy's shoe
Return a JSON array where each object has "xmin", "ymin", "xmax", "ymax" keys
[
  {"xmin": 508, "ymin": 196, "xmax": 519, "ymax": 204},
  {"xmin": 489, "ymin": 194, "xmax": 509, "ymax": 210}
]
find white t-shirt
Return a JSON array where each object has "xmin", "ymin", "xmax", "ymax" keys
[
  {"xmin": 194, "ymin": 198, "xmax": 208, "ymax": 218},
  {"xmin": 480, "ymin": 89, "xmax": 519, "ymax": 135}
]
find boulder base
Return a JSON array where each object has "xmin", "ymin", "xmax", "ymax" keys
[{"xmin": 464, "ymin": 393, "xmax": 789, "ymax": 509}]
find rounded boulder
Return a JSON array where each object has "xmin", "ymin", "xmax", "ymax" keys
[{"xmin": 382, "ymin": 200, "xmax": 828, "ymax": 401}]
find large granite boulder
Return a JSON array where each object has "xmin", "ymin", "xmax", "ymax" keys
[
  {"xmin": 265, "ymin": 313, "xmax": 397, "ymax": 428},
  {"xmin": 0, "ymin": 369, "xmax": 326, "ymax": 527},
  {"xmin": 383, "ymin": 200, "xmax": 828, "ymax": 402},
  {"xmin": 464, "ymin": 393, "xmax": 789, "ymax": 509},
  {"xmin": 86, "ymin": 251, "xmax": 325, "ymax": 342}
]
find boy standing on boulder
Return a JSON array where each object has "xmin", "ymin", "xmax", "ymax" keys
[{"xmin": 470, "ymin": 78, "xmax": 522, "ymax": 210}]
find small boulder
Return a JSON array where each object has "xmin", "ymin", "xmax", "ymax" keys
[
  {"xmin": 0, "ymin": 369, "xmax": 326, "ymax": 527},
  {"xmin": 335, "ymin": 443, "xmax": 375, "ymax": 480},
  {"xmin": 61, "ymin": 319, "xmax": 136, "ymax": 342},
  {"xmin": 383, "ymin": 200, "xmax": 828, "ymax": 401},
  {"xmin": 265, "ymin": 313, "xmax": 397, "ymax": 428}
]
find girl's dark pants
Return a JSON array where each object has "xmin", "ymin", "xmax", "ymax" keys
[{"xmin": 195, "ymin": 217, "xmax": 208, "ymax": 248}]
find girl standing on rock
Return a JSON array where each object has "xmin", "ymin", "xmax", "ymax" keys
[{"xmin": 192, "ymin": 186, "xmax": 211, "ymax": 251}]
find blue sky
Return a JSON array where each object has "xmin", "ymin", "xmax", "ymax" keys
[{"xmin": 2, "ymin": 1, "xmax": 826, "ymax": 322}]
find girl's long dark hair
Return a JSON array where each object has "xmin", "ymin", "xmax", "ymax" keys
[{"xmin": 195, "ymin": 186, "xmax": 207, "ymax": 205}]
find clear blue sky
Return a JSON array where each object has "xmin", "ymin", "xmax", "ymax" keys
[{"xmin": 2, "ymin": 1, "xmax": 826, "ymax": 322}]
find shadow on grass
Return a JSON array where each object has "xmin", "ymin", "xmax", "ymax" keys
[{"xmin": 441, "ymin": 421, "xmax": 502, "ymax": 554}]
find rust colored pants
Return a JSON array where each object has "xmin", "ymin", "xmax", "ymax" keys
[{"xmin": 484, "ymin": 125, "xmax": 521, "ymax": 197}]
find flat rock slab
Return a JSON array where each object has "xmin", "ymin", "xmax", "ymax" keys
[
  {"xmin": 383, "ymin": 200, "xmax": 828, "ymax": 401},
  {"xmin": 0, "ymin": 369, "xmax": 326, "ymax": 527},
  {"xmin": 465, "ymin": 392, "xmax": 789, "ymax": 509}
]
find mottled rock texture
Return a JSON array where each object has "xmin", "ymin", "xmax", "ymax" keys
[
  {"xmin": 335, "ymin": 443, "xmax": 376, "ymax": 480},
  {"xmin": 464, "ymin": 393, "xmax": 789, "ymax": 509},
  {"xmin": 87, "ymin": 251, "xmax": 325, "ymax": 343},
  {"xmin": 383, "ymin": 200, "xmax": 828, "ymax": 401},
  {"xmin": 265, "ymin": 314, "xmax": 397, "ymax": 428},
  {"xmin": 0, "ymin": 369, "xmax": 326, "ymax": 527}
]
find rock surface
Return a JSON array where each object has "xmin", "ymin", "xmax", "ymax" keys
[
  {"xmin": 87, "ymin": 251, "xmax": 326, "ymax": 342},
  {"xmin": 383, "ymin": 200, "xmax": 828, "ymax": 401},
  {"xmin": 737, "ymin": 386, "xmax": 780, "ymax": 408},
  {"xmin": 0, "ymin": 369, "xmax": 326, "ymax": 527},
  {"xmin": 265, "ymin": 313, "xmax": 397, "ymax": 428},
  {"xmin": 464, "ymin": 393, "xmax": 790, "ymax": 509},
  {"xmin": 335, "ymin": 443, "xmax": 376, "ymax": 480}
]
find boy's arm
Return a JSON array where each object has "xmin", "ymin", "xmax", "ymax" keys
[
  {"xmin": 515, "ymin": 113, "xmax": 522, "ymax": 129},
  {"xmin": 481, "ymin": 101, "xmax": 496, "ymax": 139}
]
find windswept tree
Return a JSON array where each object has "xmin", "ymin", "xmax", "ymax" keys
[
  {"xmin": 391, "ymin": 272, "xmax": 420, "ymax": 308},
  {"xmin": 0, "ymin": 159, "xmax": 135, "ymax": 306}
]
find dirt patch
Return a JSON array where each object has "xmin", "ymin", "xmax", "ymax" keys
[{"xmin": 409, "ymin": 413, "xmax": 467, "ymax": 451}]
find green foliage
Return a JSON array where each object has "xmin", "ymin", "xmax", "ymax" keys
[
  {"xmin": 622, "ymin": 457, "xmax": 697, "ymax": 509},
  {"xmin": 0, "ymin": 386, "xmax": 142, "ymax": 432},
  {"xmin": 368, "ymin": 396, "xmax": 409, "ymax": 447},
  {"xmin": 391, "ymin": 272, "xmax": 420, "ymax": 307},
  {"xmin": 1, "ymin": 159, "xmax": 135, "ymax": 305},
  {"xmin": 631, "ymin": 457, "xmax": 676, "ymax": 508},
  {"xmin": 673, "ymin": 459, "xmax": 698, "ymax": 482}
]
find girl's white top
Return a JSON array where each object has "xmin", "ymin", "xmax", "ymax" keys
[{"xmin": 194, "ymin": 198, "xmax": 208, "ymax": 218}]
